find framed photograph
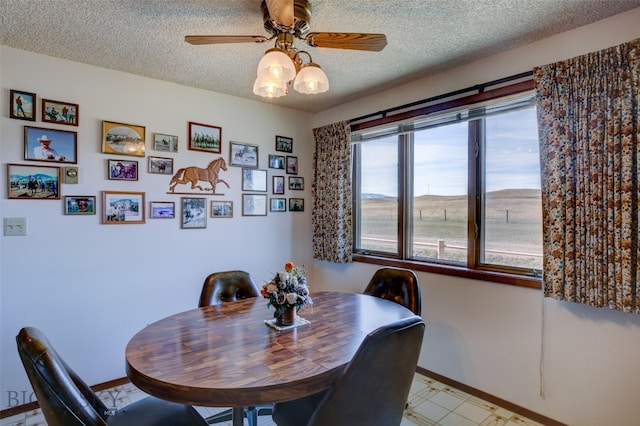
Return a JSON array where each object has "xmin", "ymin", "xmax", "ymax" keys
[
  {"xmin": 270, "ymin": 198, "xmax": 286, "ymax": 212},
  {"xmin": 269, "ymin": 154, "xmax": 285, "ymax": 169},
  {"xmin": 102, "ymin": 190, "xmax": 145, "ymax": 224},
  {"xmin": 41, "ymin": 99, "xmax": 79, "ymax": 126},
  {"xmin": 181, "ymin": 197, "xmax": 207, "ymax": 228},
  {"xmin": 189, "ymin": 122, "xmax": 221, "ymax": 153},
  {"xmin": 242, "ymin": 194, "xmax": 267, "ymax": 216},
  {"xmin": 275, "ymin": 135, "xmax": 293, "ymax": 153},
  {"xmin": 154, "ymin": 133, "xmax": 178, "ymax": 152},
  {"xmin": 148, "ymin": 156, "xmax": 173, "ymax": 175},
  {"xmin": 102, "ymin": 120, "xmax": 146, "ymax": 157},
  {"xmin": 289, "ymin": 176, "xmax": 304, "ymax": 190},
  {"xmin": 211, "ymin": 200, "xmax": 233, "ymax": 218},
  {"xmin": 242, "ymin": 168, "xmax": 267, "ymax": 192},
  {"xmin": 7, "ymin": 163, "xmax": 61, "ymax": 200},
  {"xmin": 289, "ymin": 198, "xmax": 304, "ymax": 212},
  {"xmin": 24, "ymin": 126, "xmax": 77, "ymax": 164},
  {"xmin": 286, "ymin": 155, "xmax": 298, "ymax": 175},
  {"xmin": 229, "ymin": 141, "xmax": 258, "ymax": 168},
  {"xmin": 10, "ymin": 89, "xmax": 36, "ymax": 121},
  {"xmin": 272, "ymin": 176, "xmax": 285, "ymax": 194},
  {"xmin": 108, "ymin": 159, "xmax": 138, "ymax": 181},
  {"xmin": 64, "ymin": 196, "xmax": 96, "ymax": 215},
  {"xmin": 150, "ymin": 201, "xmax": 175, "ymax": 219}
]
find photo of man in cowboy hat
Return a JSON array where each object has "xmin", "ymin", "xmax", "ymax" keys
[{"xmin": 34, "ymin": 134, "xmax": 67, "ymax": 162}]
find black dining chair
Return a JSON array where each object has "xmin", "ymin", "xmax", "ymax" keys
[
  {"xmin": 272, "ymin": 315, "xmax": 425, "ymax": 426},
  {"xmin": 16, "ymin": 326, "xmax": 208, "ymax": 426},
  {"xmin": 363, "ymin": 267, "xmax": 422, "ymax": 315},
  {"xmin": 198, "ymin": 270, "xmax": 272, "ymax": 426}
]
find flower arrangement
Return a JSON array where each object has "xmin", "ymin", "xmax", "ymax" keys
[{"xmin": 261, "ymin": 262, "xmax": 312, "ymax": 319}]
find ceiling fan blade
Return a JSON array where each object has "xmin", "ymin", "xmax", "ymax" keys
[
  {"xmin": 305, "ymin": 32, "xmax": 388, "ymax": 52},
  {"xmin": 265, "ymin": 0, "xmax": 294, "ymax": 28},
  {"xmin": 185, "ymin": 35, "xmax": 269, "ymax": 45}
]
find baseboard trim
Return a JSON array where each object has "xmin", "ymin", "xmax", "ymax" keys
[{"xmin": 417, "ymin": 367, "xmax": 567, "ymax": 426}]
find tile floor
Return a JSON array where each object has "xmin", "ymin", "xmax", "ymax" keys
[{"xmin": 1, "ymin": 373, "xmax": 544, "ymax": 426}]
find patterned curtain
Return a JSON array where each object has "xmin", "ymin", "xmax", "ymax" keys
[
  {"xmin": 312, "ymin": 121, "xmax": 353, "ymax": 263},
  {"xmin": 534, "ymin": 39, "xmax": 640, "ymax": 313}
]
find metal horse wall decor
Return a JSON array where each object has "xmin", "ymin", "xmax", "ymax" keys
[{"xmin": 168, "ymin": 157, "xmax": 230, "ymax": 194}]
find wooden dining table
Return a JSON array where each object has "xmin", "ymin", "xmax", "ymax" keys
[{"xmin": 125, "ymin": 291, "xmax": 416, "ymax": 426}]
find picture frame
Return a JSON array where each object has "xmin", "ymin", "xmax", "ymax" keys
[
  {"xmin": 270, "ymin": 198, "xmax": 286, "ymax": 212},
  {"xmin": 64, "ymin": 196, "xmax": 96, "ymax": 215},
  {"xmin": 24, "ymin": 126, "xmax": 78, "ymax": 164},
  {"xmin": 148, "ymin": 156, "xmax": 173, "ymax": 175},
  {"xmin": 188, "ymin": 122, "xmax": 221, "ymax": 153},
  {"xmin": 242, "ymin": 168, "xmax": 267, "ymax": 192},
  {"xmin": 10, "ymin": 89, "xmax": 36, "ymax": 121},
  {"xmin": 275, "ymin": 135, "xmax": 293, "ymax": 153},
  {"xmin": 7, "ymin": 163, "xmax": 61, "ymax": 200},
  {"xmin": 181, "ymin": 197, "xmax": 207, "ymax": 229},
  {"xmin": 289, "ymin": 176, "xmax": 304, "ymax": 190},
  {"xmin": 102, "ymin": 190, "xmax": 145, "ymax": 224},
  {"xmin": 242, "ymin": 194, "xmax": 267, "ymax": 216},
  {"xmin": 150, "ymin": 201, "xmax": 175, "ymax": 219},
  {"xmin": 269, "ymin": 154, "xmax": 285, "ymax": 169},
  {"xmin": 272, "ymin": 176, "xmax": 285, "ymax": 194},
  {"xmin": 289, "ymin": 198, "xmax": 304, "ymax": 212},
  {"xmin": 102, "ymin": 120, "xmax": 146, "ymax": 157},
  {"xmin": 229, "ymin": 141, "xmax": 259, "ymax": 168},
  {"xmin": 41, "ymin": 98, "xmax": 79, "ymax": 126},
  {"xmin": 211, "ymin": 200, "xmax": 233, "ymax": 218},
  {"xmin": 153, "ymin": 133, "xmax": 178, "ymax": 152},
  {"xmin": 108, "ymin": 159, "xmax": 138, "ymax": 181},
  {"xmin": 286, "ymin": 155, "xmax": 298, "ymax": 175}
]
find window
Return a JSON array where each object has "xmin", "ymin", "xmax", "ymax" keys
[{"xmin": 352, "ymin": 82, "xmax": 542, "ymax": 286}]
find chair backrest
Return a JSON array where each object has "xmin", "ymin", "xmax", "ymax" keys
[
  {"xmin": 198, "ymin": 270, "xmax": 260, "ymax": 307},
  {"xmin": 308, "ymin": 316, "xmax": 425, "ymax": 426},
  {"xmin": 16, "ymin": 327, "xmax": 109, "ymax": 426},
  {"xmin": 363, "ymin": 267, "xmax": 422, "ymax": 315}
]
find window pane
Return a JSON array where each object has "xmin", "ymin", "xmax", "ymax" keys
[
  {"xmin": 411, "ymin": 122, "xmax": 468, "ymax": 263},
  {"xmin": 483, "ymin": 107, "xmax": 542, "ymax": 270},
  {"xmin": 356, "ymin": 136, "xmax": 398, "ymax": 254}
]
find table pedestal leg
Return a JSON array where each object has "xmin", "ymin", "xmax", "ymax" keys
[{"xmin": 232, "ymin": 406, "xmax": 244, "ymax": 426}]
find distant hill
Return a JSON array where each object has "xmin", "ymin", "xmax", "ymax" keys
[{"xmin": 363, "ymin": 189, "xmax": 540, "ymax": 201}]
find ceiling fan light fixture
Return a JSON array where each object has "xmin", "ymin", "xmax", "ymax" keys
[
  {"xmin": 293, "ymin": 62, "xmax": 329, "ymax": 94},
  {"xmin": 253, "ymin": 76, "xmax": 288, "ymax": 98},
  {"xmin": 256, "ymin": 48, "xmax": 296, "ymax": 83}
]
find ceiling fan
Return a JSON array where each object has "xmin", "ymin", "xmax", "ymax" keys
[{"xmin": 185, "ymin": 0, "xmax": 387, "ymax": 98}]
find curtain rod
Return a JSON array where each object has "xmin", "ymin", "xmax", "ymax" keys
[{"xmin": 349, "ymin": 70, "xmax": 534, "ymax": 124}]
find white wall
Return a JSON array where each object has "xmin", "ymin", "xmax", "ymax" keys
[
  {"xmin": 311, "ymin": 9, "xmax": 640, "ymax": 426},
  {"xmin": 0, "ymin": 47, "xmax": 314, "ymax": 409}
]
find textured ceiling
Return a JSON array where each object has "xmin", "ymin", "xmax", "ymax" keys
[{"xmin": 2, "ymin": 0, "xmax": 639, "ymax": 113}]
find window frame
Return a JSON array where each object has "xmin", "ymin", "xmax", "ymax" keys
[{"xmin": 351, "ymin": 79, "xmax": 542, "ymax": 289}]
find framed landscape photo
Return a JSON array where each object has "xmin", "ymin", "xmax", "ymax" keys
[
  {"xmin": 64, "ymin": 196, "xmax": 96, "ymax": 215},
  {"xmin": 269, "ymin": 154, "xmax": 285, "ymax": 169},
  {"xmin": 272, "ymin": 175, "xmax": 285, "ymax": 194},
  {"xmin": 286, "ymin": 156, "xmax": 298, "ymax": 174},
  {"xmin": 289, "ymin": 198, "xmax": 304, "ymax": 212},
  {"xmin": 181, "ymin": 197, "xmax": 207, "ymax": 229},
  {"xmin": 153, "ymin": 133, "xmax": 178, "ymax": 152},
  {"xmin": 10, "ymin": 89, "xmax": 36, "ymax": 121},
  {"xmin": 242, "ymin": 168, "xmax": 267, "ymax": 192},
  {"xmin": 102, "ymin": 190, "xmax": 145, "ymax": 224},
  {"xmin": 211, "ymin": 200, "xmax": 233, "ymax": 218},
  {"xmin": 7, "ymin": 163, "xmax": 61, "ymax": 200},
  {"xmin": 270, "ymin": 198, "xmax": 286, "ymax": 212},
  {"xmin": 24, "ymin": 126, "xmax": 77, "ymax": 164},
  {"xmin": 242, "ymin": 194, "xmax": 267, "ymax": 216},
  {"xmin": 108, "ymin": 159, "xmax": 138, "ymax": 181},
  {"xmin": 41, "ymin": 98, "xmax": 79, "ymax": 126},
  {"xmin": 229, "ymin": 141, "xmax": 258, "ymax": 168},
  {"xmin": 189, "ymin": 122, "xmax": 221, "ymax": 153},
  {"xmin": 102, "ymin": 120, "xmax": 146, "ymax": 157},
  {"xmin": 150, "ymin": 201, "xmax": 175, "ymax": 219},
  {"xmin": 148, "ymin": 156, "xmax": 173, "ymax": 175},
  {"xmin": 275, "ymin": 135, "xmax": 293, "ymax": 153},
  {"xmin": 289, "ymin": 176, "xmax": 304, "ymax": 190}
]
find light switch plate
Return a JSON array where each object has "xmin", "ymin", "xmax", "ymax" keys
[{"xmin": 3, "ymin": 217, "xmax": 27, "ymax": 236}]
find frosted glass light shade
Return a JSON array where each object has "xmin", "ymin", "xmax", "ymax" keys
[
  {"xmin": 293, "ymin": 63, "xmax": 329, "ymax": 94},
  {"xmin": 256, "ymin": 48, "xmax": 296, "ymax": 84},
  {"xmin": 253, "ymin": 76, "xmax": 287, "ymax": 98}
]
